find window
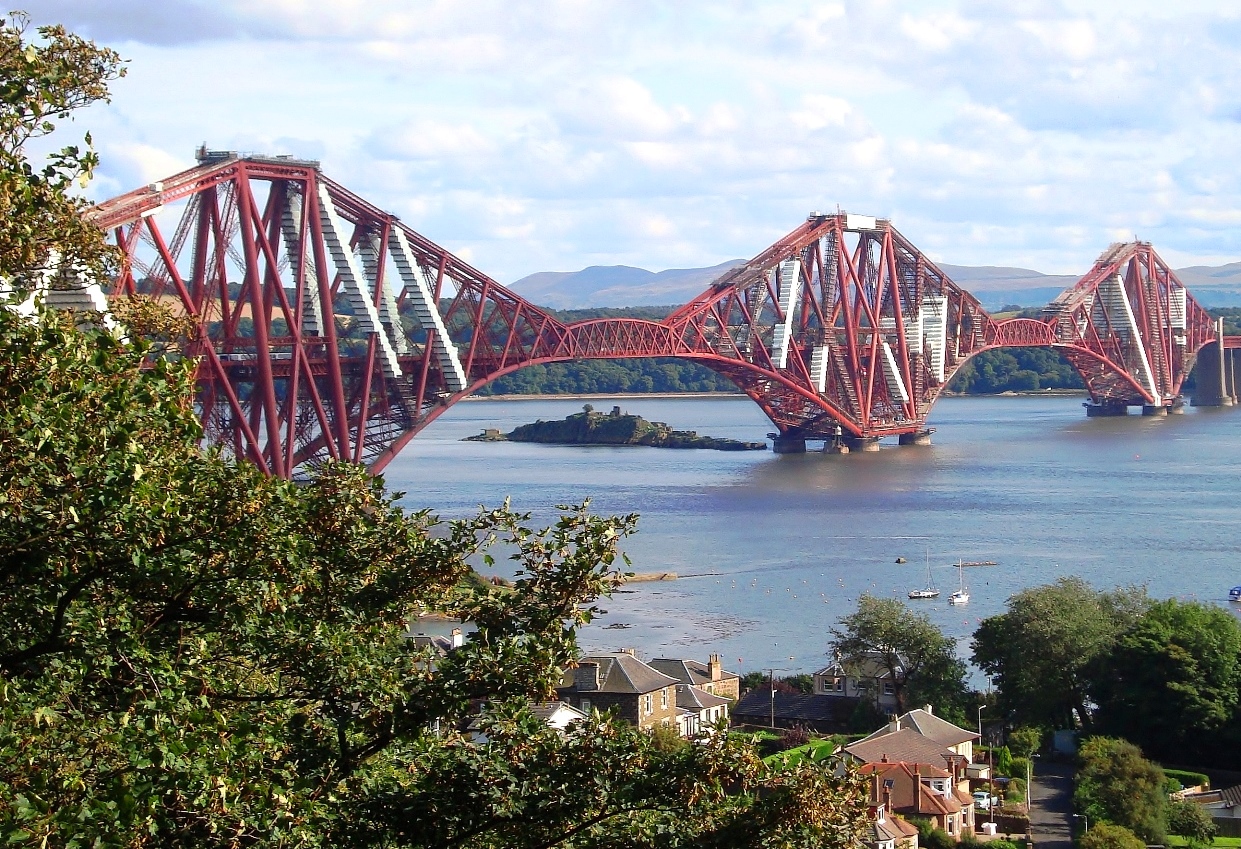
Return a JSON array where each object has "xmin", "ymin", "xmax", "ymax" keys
[
  {"xmin": 835, "ymin": 678, "xmax": 845, "ymax": 692},
  {"xmin": 643, "ymin": 694, "xmax": 652, "ymax": 715},
  {"xmin": 661, "ymin": 688, "xmax": 668, "ymax": 709},
  {"xmin": 883, "ymin": 682, "xmax": 895, "ymax": 695},
  {"xmin": 580, "ymin": 699, "xmax": 591, "ymax": 714}
]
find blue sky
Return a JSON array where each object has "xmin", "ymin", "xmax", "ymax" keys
[{"xmin": 30, "ymin": 0, "xmax": 1241, "ymax": 282}]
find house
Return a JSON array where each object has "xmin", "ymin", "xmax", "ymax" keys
[
  {"xmin": 862, "ymin": 760, "xmax": 975, "ymax": 838},
  {"xmin": 867, "ymin": 799, "xmax": 920, "ymax": 849},
  {"xmin": 673, "ymin": 684, "xmax": 732, "ymax": 737},
  {"xmin": 814, "ymin": 651, "xmax": 904, "ymax": 712},
  {"xmin": 1182, "ymin": 785, "xmax": 1241, "ymax": 819},
  {"xmin": 557, "ymin": 651, "xmax": 680, "ymax": 730},
  {"xmin": 730, "ymin": 690, "xmax": 856, "ymax": 733},
  {"xmin": 857, "ymin": 706, "xmax": 979, "ymax": 763},
  {"xmin": 469, "ymin": 701, "xmax": 588, "ymax": 744},
  {"xmin": 649, "ymin": 654, "xmax": 741, "ymax": 700},
  {"xmin": 842, "ymin": 727, "xmax": 971, "ymax": 795}
]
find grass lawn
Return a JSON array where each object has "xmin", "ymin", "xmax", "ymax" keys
[
  {"xmin": 1166, "ymin": 838, "xmax": 1241, "ymax": 847},
  {"xmin": 762, "ymin": 738, "xmax": 838, "ymax": 766}
]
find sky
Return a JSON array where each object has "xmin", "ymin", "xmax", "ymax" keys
[{"xmin": 27, "ymin": 0, "xmax": 1241, "ymax": 283}]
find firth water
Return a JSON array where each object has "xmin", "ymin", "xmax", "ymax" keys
[{"xmin": 384, "ymin": 395, "xmax": 1241, "ymax": 674}]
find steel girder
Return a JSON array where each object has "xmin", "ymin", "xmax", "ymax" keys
[{"xmin": 87, "ymin": 156, "xmax": 1222, "ymax": 477}]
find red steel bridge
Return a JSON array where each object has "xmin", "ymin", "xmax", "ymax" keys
[{"xmin": 82, "ymin": 152, "xmax": 1239, "ymax": 476}]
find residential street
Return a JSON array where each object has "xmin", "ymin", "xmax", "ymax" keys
[{"xmin": 1029, "ymin": 760, "xmax": 1074, "ymax": 849}]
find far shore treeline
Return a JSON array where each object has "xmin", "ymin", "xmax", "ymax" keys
[{"xmin": 473, "ymin": 305, "xmax": 1241, "ymax": 397}]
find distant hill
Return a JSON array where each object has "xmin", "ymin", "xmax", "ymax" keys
[
  {"xmin": 510, "ymin": 258, "xmax": 1241, "ymax": 310},
  {"xmin": 510, "ymin": 260, "xmax": 743, "ymax": 308}
]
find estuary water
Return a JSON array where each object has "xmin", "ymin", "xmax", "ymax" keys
[{"xmin": 383, "ymin": 394, "xmax": 1241, "ymax": 675}]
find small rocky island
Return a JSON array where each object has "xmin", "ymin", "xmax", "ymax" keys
[{"xmin": 466, "ymin": 405, "xmax": 767, "ymax": 451}]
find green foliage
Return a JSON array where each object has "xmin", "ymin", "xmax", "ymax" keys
[
  {"xmin": 647, "ymin": 720, "xmax": 690, "ymax": 753},
  {"xmin": 1005, "ymin": 777, "xmax": 1027, "ymax": 803},
  {"xmin": 1164, "ymin": 769, "xmax": 1210, "ymax": 790},
  {"xmin": 948, "ymin": 347, "xmax": 1085, "ymax": 394},
  {"xmin": 1074, "ymin": 736, "xmax": 1167, "ymax": 843},
  {"xmin": 985, "ymin": 840, "xmax": 1024, "ymax": 849},
  {"xmin": 1009, "ymin": 757, "xmax": 1031, "ymax": 782},
  {"xmin": 1079, "ymin": 822, "xmax": 1147, "ymax": 849},
  {"xmin": 1008, "ymin": 726, "xmax": 1043, "ymax": 758},
  {"xmin": 832, "ymin": 593, "xmax": 970, "ymax": 719},
  {"xmin": 972, "ymin": 578, "xmax": 1149, "ymax": 730},
  {"xmin": 0, "ymin": 13, "xmax": 124, "ymax": 288},
  {"xmin": 921, "ymin": 825, "xmax": 956, "ymax": 849},
  {"xmin": 783, "ymin": 673, "xmax": 815, "ymax": 694},
  {"xmin": 1093, "ymin": 599, "xmax": 1241, "ymax": 767},
  {"xmin": 996, "ymin": 744, "xmax": 1013, "ymax": 775},
  {"xmin": 0, "ymin": 305, "xmax": 872, "ymax": 847},
  {"xmin": 1167, "ymin": 798, "xmax": 1218, "ymax": 847},
  {"xmin": 477, "ymin": 356, "xmax": 741, "ymax": 395}
]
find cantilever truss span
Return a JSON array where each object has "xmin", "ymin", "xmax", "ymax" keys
[{"xmin": 84, "ymin": 154, "xmax": 1220, "ymax": 477}]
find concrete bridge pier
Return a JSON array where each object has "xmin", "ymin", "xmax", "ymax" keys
[
  {"xmin": 842, "ymin": 436, "xmax": 881, "ymax": 452},
  {"xmin": 1084, "ymin": 400, "xmax": 1129, "ymax": 417},
  {"xmin": 771, "ymin": 434, "xmax": 807, "ymax": 454},
  {"xmin": 1141, "ymin": 404, "xmax": 1168, "ymax": 416},
  {"xmin": 1191, "ymin": 322, "xmax": 1237, "ymax": 407},
  {"xmin": 898, "ymin": 430, "xmax": 933, "ymax": 446}
]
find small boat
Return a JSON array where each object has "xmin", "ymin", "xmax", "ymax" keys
[
  {"xmin": 1229, "ymin": 586, "xmax": 1241, "ymax": 603},
  {"xmin": 909, "ymin": 547, "xmax": 940, "ymax": 600},
  {"xmin": 948, "ymin": 560, "xmax": 970, "ymax": 606}
]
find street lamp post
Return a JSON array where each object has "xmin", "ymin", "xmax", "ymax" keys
[
  {"xmin": 1073, "ymin": 814, "xmax": 1088, "ymax": 835},
  {"xmin": 769, "ymin": 668, "xmax": 776, "ymax": 729}
]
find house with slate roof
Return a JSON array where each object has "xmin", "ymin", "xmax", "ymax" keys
[
  {"xmin": 842, "ymin": 727, "xmax": 972, "ymax": 800},
  {"xmin": 861, "ymin": 760, "xmax": 975, "ymax": 838},
  {"xmin": 867, "ymin": 796, "xmax": 920, "ymax": 849},
  {"xmin": 858, "ymin": 706, "xmax": 980, "ymax": 763},
  {"xmin": 673, "ymin": 684, "xmax": 732, "ymax": 737},
  {"xmin": 649, "ymin": 654, "xmax": 741, "ymax": 700},
  {"xmin": 730, "ymin": 689, "xmax": 856, "ymax": 733},
  {"xmin": 557, "ymin": 651, "xmax": 680, "ymax": 730},
  {"xmin": 814, "ymin": 651, "xmax": 904, "ymax": 713}
]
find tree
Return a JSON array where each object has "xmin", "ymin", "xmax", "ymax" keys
[
  {"xmin": 1079, "ymin": 822, "xmax": 1147, "ymax": 849},
  {"xmin": 1093, "ymin": 599, "xmax": 1241, "ymax": 766},
  {"xmin": 0, "ymin": 308, "xmax": 872, "ymax": 848},
  {"xmin": 830, "ymin": 594, "xmax": 969, "ymax": 720},
  {"xmin": 1166, "ymin": 798, "xmax": 1218, "ymax": 847},
  {"xmin": 1007, "ymin": 726, "xmax": 1043, "ymax": 760},
  {"xmin": 0, "ymin": 19, "xmax": 871, "ymax": 846},
  {"xmin": 972, "ymin": 578, "xmax": 1149, "ymax": 729},
  {"xmin": 0, "ymin": 12, "xmax": 123, "ymax": 288},
  {"xmin": 1074, "ymin": 736, "xmax": 1167, "ymax": 843}
]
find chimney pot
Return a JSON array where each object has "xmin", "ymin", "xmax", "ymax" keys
[
  {"xmin": 924, "ymin": 704, "xmax": 933, "ymax": 715},
  {"xmin": 450, "ymin": 627, "xmax": 464, "ymax": 649},
  {"xmin": 708, "ymin": 653, "xmax": 722, "ymax": 680}
]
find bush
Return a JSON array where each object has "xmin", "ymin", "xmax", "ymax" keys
[
  {"xmin": 1166, "ymin": 799, "xmax": 1218, "ymax": 846},
  {"xmin": 922, "ymin": 826, "xmax": 955, "ymax": 849},
  {"xmin": 1075, "ymin": 736, "xmax": 1167, "ymax": 843},
  {"xmin": 1164, "ymin": 769, "xmax": 1210, "ymax": 791},
  {"xmin": 1009, "ymin": 756, "xmax": 1031, "ymax": 780},
  {"xmin": 776, "ymin": 725, "xmax": 811, "ymax": 751},
  {"xmin": 1079, "ymin": 822, "xmax": 1146, "ymax": 849},
  {"xmin": 987, "ymin": 841, "xmax": 1024, "ymax": 849},
  {"xmin": 648, "ymin": 721, "xmax": 689, "ymax": 753}
]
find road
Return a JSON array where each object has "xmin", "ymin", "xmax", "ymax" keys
[{"xmin": 1029, "ymin": 760, "xmax": 1074, "ymax": 849}]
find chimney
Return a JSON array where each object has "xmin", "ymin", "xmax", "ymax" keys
[
  {"xmin": 575, "ymin": 661, "xmax": 600, "ymax": 691},
  {"xmin": 621, "ymin": 647, "xmax": 636, "ymax": 657},
  {"xmin": 708, "ymin": 653, "xmax": 722, "ymax": 681},
  {"xmin": 924, "ymin": 704, "xmax": 933, "ymax": 715},
  {"xmin": 450, "ymin": 628, "xmax": 464, "ymax": 649}
]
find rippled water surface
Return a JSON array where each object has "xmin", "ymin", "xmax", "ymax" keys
[{"xmin": 383, "ymin": 394, "xmax": 1241, "ymax": 674}]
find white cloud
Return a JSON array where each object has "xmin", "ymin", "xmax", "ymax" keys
[{"xmin": 27, "ymin": 0, "xmax": 1241, "ymax": 283}]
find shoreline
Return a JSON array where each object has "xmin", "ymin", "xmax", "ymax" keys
[{"xmin": 462, "ymin": 390, "xmax": 1090, "ymax": 402}]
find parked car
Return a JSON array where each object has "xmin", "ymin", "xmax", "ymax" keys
[{"xmin": 973, "ymin": 790, "xmax": 1000, "ymax": 810}]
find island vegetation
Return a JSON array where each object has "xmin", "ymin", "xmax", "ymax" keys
[{"xmin": 467, "ymin": 404, "xmax": 767, "ymax": 450}]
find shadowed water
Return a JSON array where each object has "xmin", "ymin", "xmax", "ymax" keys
[{"xmin": 383, "ymin": 394, "xmax": 1241, "ymax": 675}]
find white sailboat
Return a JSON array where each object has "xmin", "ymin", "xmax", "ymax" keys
[
  {"xmin": 948, "ymin": 560, "xmax": 969, "ymax": 605},
  {"xmin": 908, "ymin": 547, "xmax": 940, "ymax": 599}
]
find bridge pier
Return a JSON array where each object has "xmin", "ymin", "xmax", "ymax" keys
[
  {"xmin": 842, "ymin": 436, "xmax": 881, "ymax": 452},
  {"xmin": 898, "ymin": 430, "xmax": 933, "ymax": 446},
  {"xmin": 1141, "ymin": 404, "xmax": 1168, "ymax": 417},
  {"xmin": 1084, "ymin": 400, "xmax": 1129, "ymax": 417},
  {"xmin": 771, "ymin": 434, "xmax": 807, "ymax": 454},
  {"xmin": 1191, "ymin": 327, "xmax": 1236, "ymax": 407}
]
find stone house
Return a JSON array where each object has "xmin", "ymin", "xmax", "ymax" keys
[
  {"xmin": 557, "ymin": 651, "xmax": 680, "ymax": 730},
  {"xmin": 673, "ymin": 684, "xmax": 732, "ymax": 737},
  {"xmin": 814, "ymin": 651, "xmax": 905, "ymax": 713},
  {"xmin": 649, "ymin": 654, "xmax": 741, "ymax": 700},
  {"xmin": 841, "ymin": 727, "xmax": 972, "ymax": 799}
]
